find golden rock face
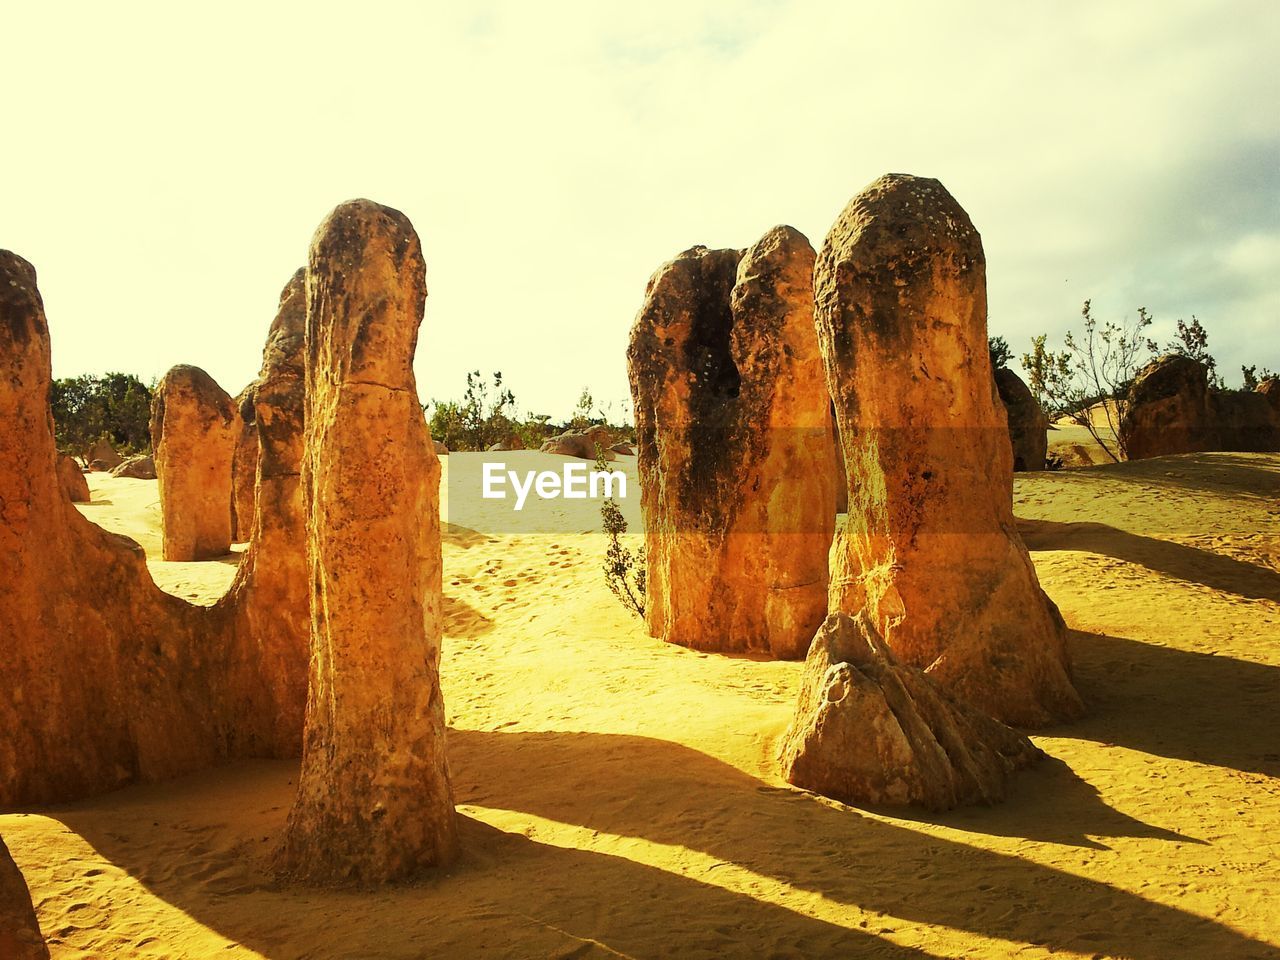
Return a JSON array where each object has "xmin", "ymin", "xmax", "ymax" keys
[
  {"xmin": 628, "ymin": 226, "xmax": 838, "ymax": 660},
  {"xmin": 150, "ymin": 362, "xmax": 238, "ymax": 561},
  {"xmin": 0, "ymin": 250, "xmax": 307, "ymax": 808},
  {"xmin": 276, "ymin": 200, "xmax": 458, "ymax": 884},
  {"xmin": 816, "ymin": 173, "xmax": 1083, "ymax": 728}
]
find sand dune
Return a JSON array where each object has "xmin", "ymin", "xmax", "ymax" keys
[{"xmin": 3, "ymin": 453, "xmax": 1278, "ymax": 958}]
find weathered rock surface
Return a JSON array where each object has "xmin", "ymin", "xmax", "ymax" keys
[
  {"xmin": 0, "ymin": 837, "xmax": 48, "ymax": 960},
  {"xmin": 0, "ymin": 250, "xmax": 305, "ymax": 807},
  {"xmin": 150, "ymin": 365, "xmax": 238, "ymax": 560},
  {"xmin": 609, "ymin": 441, "xmax": 634, "ymax": 456},
  {"xmin": 779, "ymin": 613, "xmax": 1042, "ymax": 810},
  {"xmin": 87, "ymin": 437, "xmax": 122, "ymax": 469},
  {"xmin": 1119, "ymin": 356, "xmax": 1215, "ymax": 460},
  {"xmin": 815, "ymin": 174, "xmax": 1081, "ymax": 726},
  {"xmin": 1120, "ymin": 356, "xmax": 1280, "ymax": 459},
  {"xmin": 231, "ymin": 383, "xmax": 259, "ymax": 541},
  {"xmin": 1214, "ymin": 390, "xmax": 1280, "ymax": 452},
  {"xmin": 995, "ymin": 367, "xmax": 1048, "ymax": 471},
  {"xmin": 487, "ymin": 438, "xmax": 523, "ymax": 452},
  {"xmin": 206, "ymin": 268, "xmax": 310, "ymax": 758},
  {"xmin": 277, "ymin": 201, "xmax": 457, "ymax": 883},
  {"xmin": 109, "ymin": 454, "xmax": 156, "ymax": 479},
  {"xmin": 628, "ymin": 227, "xmax": 838, "ymax": 659},
  {"xmin": 57, "ymin": 454, "xmax": 89, "ymax": 502},
  {"xmin": 540, "ymin": 425, "xmax": 615, "ymax": 460}
]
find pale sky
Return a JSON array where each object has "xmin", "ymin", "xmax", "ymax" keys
[{"xmin": 4, "ymin": 1, "xmax": 1277, "ymax": 419}]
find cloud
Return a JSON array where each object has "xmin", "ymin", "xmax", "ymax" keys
[{"xmin": 1, "ymin": 0, "xmax": 1276, "ymax": 412}]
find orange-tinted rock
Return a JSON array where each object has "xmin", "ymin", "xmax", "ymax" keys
[
  {"xmin": 1120, "ymin": 356, "xmax": 1280, "ymax": 459},
  {"xmin": 0, "ymin": 837, "xmax": 47, "ymax": 960},
  {"xmin": 87, "ymin": 437, "xmax": 122, "ymax": 469},
  {"xmin": 0, "ymin": 250, "xmax": 305, "ymax": 807},
  {"xmin": 780, "ymin": 613, "xmax": 1041, "ymax": 810},
  {"xmin": 628, "ymin": 227, "xmax": 838, "ymax": 659},
  {"xmin": 540, "ymin": 425, "xmax": 614, "ymax": 459},
  {"xmin": 207, "ymin": 268, "xmax": 310, "ymax": 758},
  {"xmin": 814, "ymin": 175, "xmax": 1081, "ymax": 726},
  {"xmin": 994, "ymin": 368, "xmax": 1048, "ymax": 471},
  {"xmin": 109, "ymin": 454, "xmax": 156, "ymax": 479},
  {"xmin": 56, "ymin": 454, "xmax": 89, "ymax": 502},
  {"xmin": 277, "ymin": 201, "xmax": 457, "ymax": 883},
  {"xmin": 231, "ymin": 383, "xmax": 258, "ymax": 541},
  {"xmin": 150, "ymin": 365, "xmax": 237, "ymax": 560},
  {"xmin": 1119, "ymin": 355, "xmax": 1215, "ymax": 460}
]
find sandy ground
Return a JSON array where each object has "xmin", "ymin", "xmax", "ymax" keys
[{"xmin": 3, "ymin": 453, "xmax": 1279, "ymax": 959}]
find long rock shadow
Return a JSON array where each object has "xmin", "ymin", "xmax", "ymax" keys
[
  {"xmin": 448, "ymin": 729, "xmax": 1278, "ymax": 960},
  {"xmin": 1064, "ymin": 629, "xmax": 1280, "ymax": 777},
  {"xmin": 1045, "ymin": 451, "xmax": 1280, "ymax": 503},
  {"xmin": 1020, "ymin": 518, "xmax": 1280, "ymax": 602},
  {"xmin": 44, "ymin": 762, "xmax": 937, "ymax": 960}
]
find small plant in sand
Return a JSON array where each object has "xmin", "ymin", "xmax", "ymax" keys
[
  {"xmin": 1023, "ymin": 300, "xmax": 1157, "ymax": 462},
  {"xmin": 596, "ymin": 447, "xmax": 645, "ymax": 618}
]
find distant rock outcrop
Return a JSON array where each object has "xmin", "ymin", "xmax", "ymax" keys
[
  {"xmin": 277, "ymin": 201, "xmax": 457, "ymax": 883},
  {"xmin": 150, "ymin": 365, "xmax": 238, "ymax": 560},
  {"xmin": 814, "ymin": 174, "xmax": 1081, "ymax": 726},
  {"xmin": 541, "ymin": 425, "xmax": 614, "ymax": 460},
  {"xmin": 1119, "ymin": 356, "xmax": 1215, "ymax": 460},
  {"xmin": 110, "ymin": 454, "xmax": 156, "ymax": 479},
  {"xmin": 0, "ymin": 837, "xmax": 48, "ymax": 960},
  {"xmin": 87, "ymin": 437, "xmax": 122, "ymax": 469},
  {"xmin": 780, "ymin": 613, "xmax": 1042, "ymax": 810},
  {"xmin": 994, "ymin": 367, "xmax": 1048, "ymax": 471},
  {"xmin": 628, "ymin": 226, "xmax": 838, "ymax": 659},
  {"xmin": 1120, "ymin": 356, "xmax": 1280, "ymax": 459},
  {"xmin": 56, "ymin": 454, "xmax": 89, "ymax": 502}
]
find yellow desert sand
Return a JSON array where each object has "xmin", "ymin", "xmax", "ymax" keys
[{"xmin": 3, "ymin": 451, "xmax": 1278, "ymax": 959}]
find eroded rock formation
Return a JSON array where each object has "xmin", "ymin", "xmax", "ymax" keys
[
  {"xmin": 0, "ymin": 250, "xmax": 306, "ymax": 807},
  {"xmin": 87, "ymin": 437, "xmax": 121, "ymax": 469},
  {"xmin": 57, "ymin": 454, "xmax": 89, "ymax": 502},
  {"xmin": 0, "ymin": 837, "xmax": 47, "ymax": 960},
  {"xmin": 150, "ymin": 364, "xmax": 237, "ymax": 560},
  {"xmin": 206, "ymin": 268, "xmax": 311, "ymax": 758},
  {"xmin": 540, "ymin": 425, "xmax": 614, "ymax": 459},
  {"xmin": 995, "ymin": 367, "xmax": 1048, "ymax": 471},
  {"xmin": 231, "ymin": 383, "xmax": 259, "ymax": 541},
  {"xmin": 815, "ymin": 175, "xmax": 1081, "ymax": 726},
  {"xmin": 1119, "ymin": 355, "xmax": 1214, "ymax": 460},
  {"xmin": 110, "ymin": 454, "xmax": 156, "ymax": 479},
  {"xmin": 277, "ymin": 201, "xmax": 457, "ymax": 883},
  {"xmin": 628, "ymin": 226, "xmax": 837, "ymax": 659},
  {"xmin": 1120, "ymin": 356, "xmax": 1280, "ymax": 459},
  {"xmin": 779, "ymin": 613, "xmax": 1041, "ymax": 810}
]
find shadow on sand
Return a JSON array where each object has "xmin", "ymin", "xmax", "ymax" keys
[
  {"xmin": 1021, "ymin": 518, "xmax": 1280, "ymax": 603},
  {"xmin": 1062, "ymin": 629, "xmax": 1280, "ymax": 778},
  {"xmin": 44, "ymin": 722, "xmax": 1280, "ymax": 960}
]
